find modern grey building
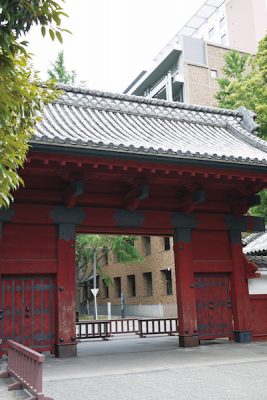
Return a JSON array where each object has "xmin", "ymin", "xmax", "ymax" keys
[{"xmin": 124, "ymin": 0, "xmax": 267, "ymax": 106}]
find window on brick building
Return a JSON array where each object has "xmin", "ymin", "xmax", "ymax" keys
[
  {"xmin": 127, "ymin": 275, "xmax": 136, "ymax": 297},
  {"xmin": 143, "ymin": 272, "xmax": 153, "ymax": 296},
  {"xmin": 88, "ymin": 275, "xmax": 99, "ymax": 290},
  {"xmin": 161, "ymin": 269, "xmax": 173, "ymax": 295},
  {"xmin": 114, "ymin": 277, "xmax": 121, "ymax": 297},
  {"xmin": 104, "ymin": 249, "xmax": 109, "ymax": 265},
  {"xmin": 83, "ymin": 283, "xmax": 88, "ymax": 300},
  {"xmin": 103, "ymin": 280, "xmax": 109, "ymax": 298},
  {"xmin": 164, "ymin": 236, "xmax": 171, "ymax": 251},
  {"xmin": 144, "ymin": 236, "xmax": 151, "ymax": 256}
]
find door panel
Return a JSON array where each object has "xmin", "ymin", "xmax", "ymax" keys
[
  {"xmin": 195, "ymin": 272, "xmax": 233, "ymax": 339},
  {"xmin": 1, "ymin": 275, "xmax": 55, "ymax": 353}
]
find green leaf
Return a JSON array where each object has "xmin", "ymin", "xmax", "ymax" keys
[
  {"xmin": 49, "ymin": 29, "xmax": 55, "ymax": 41},
  {"xmin": 41, "ymin": 26, "xmax": 46, "ymax": 37},
  {"xmin": 56, "ymin": 31, "xmax": 63, "ymax": 44}
]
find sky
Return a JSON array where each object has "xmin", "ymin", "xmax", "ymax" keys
[{"xmin": 27, "ymin": 0, "xmax": 205, "ymax": 93}]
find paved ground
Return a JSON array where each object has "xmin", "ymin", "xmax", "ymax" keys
[
  {"xmin": 0, "ymin": 376, "xmax": 27, "ymax": 400},
  {"xmin": 42, "ymin": 336, "xmax": 267, "ymax": 400}
]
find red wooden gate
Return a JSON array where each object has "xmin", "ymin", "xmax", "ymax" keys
[
  {"xmin": 194, "ymin": 272, "xmax": 233, "ymax": 340},
  {"xmin": 250, "ymin": 294, "xmax": 267, "ymax": 341},
  {"xmin": 0, "ymin": 275, "xmax": 55, "ymax": 353}
]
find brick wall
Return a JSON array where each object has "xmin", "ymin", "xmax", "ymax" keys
[
  {"xmin": 185, "ymin": 64, "xmax": 212, "ymax": 106},
  {"xmin": 185, "ymin": 43, "xmax": 235, "ymax": 107},
  {"xmin": 93, "ymin": 236, "xmax": 177, "ymax": 313}
]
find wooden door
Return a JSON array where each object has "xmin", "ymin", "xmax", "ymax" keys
[
  {"xmin": 194, "ymin": 272, "xmax": 233, "ymax": 340},
  {"xmin": 0, "ymin": 275, "xmax": 55, "ymax": 353}
]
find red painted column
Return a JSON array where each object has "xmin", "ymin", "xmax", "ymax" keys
[
  {"xmin": 55, "ymin": 224, "xmax": 77, "ymax": 358},
  {"xmin": 229, "ymin": 230, "xmax": 252, "ymax": 343},
  {"xmin": 173, "ymin": 228, "xmax": 199, "ymax": 347}
]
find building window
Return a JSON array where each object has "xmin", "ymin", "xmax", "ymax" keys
[
  {"xmin": 144, "ymin": 236, "xmax": 151, "ymax": 256},
  {"xmin": 161, "ymin": 269, "xmax": 173, "ymax": 295},
  {"xmin": 143, "ymin": 272, "xmax": 153, "ymax": 296},
  {"xmin": 114, "ymin": 277, "xmax": 121, "ymax": 297},
  {"xmin": 210, "ymin": 69, "xmax": 218, "ymax": 78},
  {"xmin": 219, "ymin": 17, "xmax": 225, "ymax": 30},
  {"xmin": 104, "ymin": 249, "xmax": 109, "ymax": 265},
  {"xmin": 83, "ymin": 283, "xmax": 88, "ymax": 300},
  {"xmin": 127, "ymin": 275, "xmax": 136, "ymax": 297},
  {"xmin": 164, "ymin": 237, "xmax": 171, "ymax": 251},
  {"xmin": 221, "ymin": 34, "xmax": 227, "ymax": 46},
  {"xmin": 208, "ymin": 27, "xmax": 215, "ymax": 40},
  {"xmin": 88, "ymin": 275, "xmax": 99, "ymax": 290},
  {"xmin": 103, "ymin": 280, "xmax": 109, "ymax": 298}
]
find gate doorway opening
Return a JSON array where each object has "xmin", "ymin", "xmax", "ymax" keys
[{"xmin": 76, "ymin": 234, "xmax": 178, "ymax": 321}]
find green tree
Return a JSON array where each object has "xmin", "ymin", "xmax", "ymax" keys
[
  {"xmin": 47, "ymin": 50, "xmax": 76, "ymax": 84},
  {"xmin": 215, "ymin": 50, "xmax": 248, "ymax": 109},
  {"xmin": 76, "ymin": 235, "xmax": 143, "ymax": 286},
  {"xmin": 216, "ymin": 36, "xmax": 267, "ymax": 139},
  {"xmin": 249, "ymin": 191, "xmax": 267, "ymax": 222},
  {"xmin": 216, "ymin": 37, "xmax": 267, "ymax": 221},
  {"xmin": 0, "ymin": 0, "xmax": 69, "ymax": 207}
]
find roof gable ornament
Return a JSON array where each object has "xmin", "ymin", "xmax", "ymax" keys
[{"xmin": 237, "ymin": 106, "xmax": 259, "ymax": 135}]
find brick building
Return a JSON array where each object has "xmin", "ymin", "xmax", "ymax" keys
[
  {"xmin": 98, "ymin": 237, "xmax": 177, "ymax": 317},
  {"xmin": 79, "ymin": 236, "xmax": 178, "ymax": 317}
]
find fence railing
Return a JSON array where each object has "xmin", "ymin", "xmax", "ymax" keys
[
  {"xmin": 139, "ymin": 318, "xmax": 179, "ymax": 337},
  {"xmin": 110, "ymin": 318, "xmax": 140, "ymax": 335},
  {"xmin": 0, "ymin": 340, "xmax": 52, "ymax": 400},
  {"xmin": 76, "ymin": 318, "xmax": 178, "ymax": 340},
  {"xmin": 76, "ymin": 320, "xmax": 111, "ymax": 340}
]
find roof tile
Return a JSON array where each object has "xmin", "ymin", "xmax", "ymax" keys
[{"xmin": 32, "ymin": 85, "xmax": 267, "ymax": 166}]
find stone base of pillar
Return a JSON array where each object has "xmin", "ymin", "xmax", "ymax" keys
[
  {"xmin": 55, "ymin": 343, "xmax": 77, "ymax": 358},
  {"xmin": 179, "ymin": 335, "xmax": 199, "ymax": 347},
  {"xmin": 233, "ymin": 330, "xmax": 252, "ymax": 343}
]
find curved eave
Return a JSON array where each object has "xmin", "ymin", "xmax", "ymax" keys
[{"xmin": 30, "ymin": 140, "xmax": 267, "ymax": 172}]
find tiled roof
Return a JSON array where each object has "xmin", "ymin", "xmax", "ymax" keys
[
  {"xmin": 33, "ymin": 85, "xmax": 267, "ymax": 166},
  {"xmin": 247, "ymin": 255, "xmax": 267, "ymax": 270},
  {"xmin": 244, "ymin": 230, "xmax": 267, "ymax": 255}
]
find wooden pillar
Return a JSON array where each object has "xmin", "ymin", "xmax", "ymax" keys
[
  {"xmin": 229, "ymin": 230, "xmax": 252, "ymax": 343},
  {"xmin": 55, "ymin": 224, "xmax": 77, "ymax": 358},
  {"xmin": 173, "ymin": 228, "xmax": 199, "ymax": 347}
]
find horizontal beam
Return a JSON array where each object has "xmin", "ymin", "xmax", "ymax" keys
[
  {"xmin": 0, "ymin": 204, "xmax": 264, "ymax": 234},
  {"xmin": 0, "ymin": 260, "xmax": 57, "ymax": 274},
  {"xmin": 26, "ymin": 151, "xmax": 267, "ymax": 182},
  {"xmin": 192, "ymin": 260, "xmax": 233, "ymax": 272}
]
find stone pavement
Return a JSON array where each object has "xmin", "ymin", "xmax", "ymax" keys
[
  {"xmin": 42, "ymin": 336, "xmax": 267, "ymax": 400},
  {"xmin": 0, "ymin": 376, "xmax": 28, "ymax": 399}
]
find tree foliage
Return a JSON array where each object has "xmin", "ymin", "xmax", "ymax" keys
[
  {"xmin": 216, "ymin": 36, "xmax": 267, "ymax": 139},
  {"xmin": 76, "ymin": 235, "xmax": 143, "ymax": 286},
  {"xmin": 47, "ymin": 50, "xmax": 76, "ymax": 84},
  {"xmin": 0, "ymin": 0, "xmax": 68, "ymax": 207},
  {"xmin": 249, "ymin": 190, "xmax": 267, "ymax": 222},
  {"xmin": 216, "ymin": 37, "xmax": 267, "ymax": 221}
]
